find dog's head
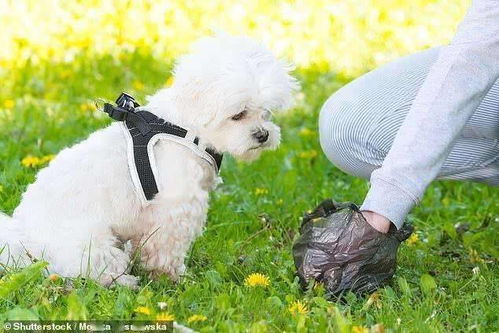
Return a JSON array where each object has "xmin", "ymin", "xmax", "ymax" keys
[{"xmin": 148, "ymin": 34, "xmax": 298, "ymax": 161}]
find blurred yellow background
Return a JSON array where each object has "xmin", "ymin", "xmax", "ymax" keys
[{"xmin": 1, "ymin": 0, "xmax": 469, "ymax": 77}]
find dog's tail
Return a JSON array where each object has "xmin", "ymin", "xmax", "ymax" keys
[{"xmin": 0, "ymin": 212, "xmax": 28, "ymax": 267}]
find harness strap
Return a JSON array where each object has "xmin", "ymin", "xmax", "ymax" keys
[
  {"xmin": 102, "ymin": 93, "xmax": 223, "ymax": 202},
  {"xmin": 103, "ymin": 102, "xmax": 152, "ymax": 135}
]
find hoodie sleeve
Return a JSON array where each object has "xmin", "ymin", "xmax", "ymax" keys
[{"xmin": 361, "ymin": 0, "xmax": 499, "ymax": 228}]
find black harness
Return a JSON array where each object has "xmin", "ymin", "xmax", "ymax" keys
[{"xmin": 103, "ymin": 93, "xmax": 223, "ymax": 201}]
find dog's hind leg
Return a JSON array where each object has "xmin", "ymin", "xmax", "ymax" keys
[
  {"xmin": 86, "ymin": 243, "xmax": 140, "ymax": 289},
  {"xmin": 48, "ymin": 231, "xmax": 140, "ymax": 288}
]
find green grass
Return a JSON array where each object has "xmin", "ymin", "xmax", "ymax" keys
[{"xmin": 0, "ymin": 52, "xmax": 497, "ymax": 332}]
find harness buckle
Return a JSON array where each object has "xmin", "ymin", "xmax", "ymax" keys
[{"xmin": 116, "ymin": 92, "xmax": 140, "ymax": 111}]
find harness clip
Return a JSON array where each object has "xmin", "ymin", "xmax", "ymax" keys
[{"xmin": 116, "ymin": 92, "xmax": 140, "ymax": 111}]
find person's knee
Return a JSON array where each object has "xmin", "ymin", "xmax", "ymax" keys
[{"xmin": 319, "ymin": 96, "xmax": 376, "ymax": 179}]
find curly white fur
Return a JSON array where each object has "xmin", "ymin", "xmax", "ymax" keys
[{"xmin": 0, "ymin": 34, "xmax": 298, "ymax": 287}]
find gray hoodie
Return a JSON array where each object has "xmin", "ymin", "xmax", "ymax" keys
[{"xmin": 360, "ymin": 0, "xmax": 499, "ymax": 227}]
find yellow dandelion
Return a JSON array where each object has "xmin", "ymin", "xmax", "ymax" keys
[
  {"xmin": 48, "ymin": 274, "xmax": 60, "ymax": 282},
  {"xmin": 288, "ymin": 300, "xmax": 308, "ymax": 316},
  {"xmin": 21, "ymin": 155, "xmax": 41, "ymax": 168},
  {"xmin": 134, "ymin": 306, "xmax": 151, "ymax": 315},
  {"xmin": 165, "ymin": 76, "xmax": 175, "ymax": 87},
  {"xmin": 3, "ymin": 99, "xmax": 15, "ymax": 109},
  {"xmin": 299, "ymin": 128, "xmax": 315, "ymax": 137},
  {"xmin": 187, "ymin": 314, "xmax": 208, "ymax": 323},
  {"xmin": 406, "ymin": 233, "xmax": 419, "ymax": 246},
  {"xmin": 298, "ymin": 150, "xmax": 318, "ymax": 159},
  {"xmin": 352, "ymin": 325, "xmax": 369, "ymax": 333},
  {"xmin": 276, "ymin": 199, "xmax": 284, "ymax": 205},
  {"xmin": 21, "ymin": 154, "xmax": 54, "ymax": 168},
  {"xmin": 133, "ymin": 80, "xmax": 145, "ymax": 91},
  {"xmin": 156, "ymin": 312, "xmax": 175, "ymax": 321},
  {"xmin": 254, "ymin": 188, "xmax": 268, "ymax": 196},
  {"xmin": 244, "ymin": 273, "xmax": 270, "ymax": 287}
]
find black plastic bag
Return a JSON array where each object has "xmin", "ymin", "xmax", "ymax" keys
[{"xmin": 292, "ymin": 199, "xmax": 413, "ymax": 297}]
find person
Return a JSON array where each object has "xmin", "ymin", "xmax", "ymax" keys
[{"xmin": 319, "ymin": 0, "xmax": 499, "ymax": 236}]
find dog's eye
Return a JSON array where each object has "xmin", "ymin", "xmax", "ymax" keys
[{"xmin": 231, "ymin": 110, "xmax": 247, "ymax": 121}]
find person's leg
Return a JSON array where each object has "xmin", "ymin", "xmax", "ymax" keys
[{"xmin": 319, "ymin": 47, "xmax": 499, "ymax": 185}]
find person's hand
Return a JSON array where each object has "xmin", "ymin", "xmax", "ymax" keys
[
  {"xmin": 293, "ymin": 200, "xmax": 413, "ymax": 297},
  {"xmin": 361, "ymin": 210, "xmax": 391, "ymax": 233}
]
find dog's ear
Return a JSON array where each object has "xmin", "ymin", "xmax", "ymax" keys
[
  {"xmin": 257, "ymin": 59, "xmax": 300, "ymax": 112},
  {"xmin": 168, "ymin": 77, "xmax": 220, "ymax": 127}
]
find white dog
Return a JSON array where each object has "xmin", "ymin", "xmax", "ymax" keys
[{"xmin": 0, "ymin": 35, "xmax": 297, "ymax": 287}]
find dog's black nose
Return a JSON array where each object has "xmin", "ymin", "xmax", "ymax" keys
[{"xmin": 253, "ymin": 129, "xmax": 269, "ymax": 143}]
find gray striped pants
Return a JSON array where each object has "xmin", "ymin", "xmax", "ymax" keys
[{"xmin": 319, "ymin": 47, "xmax": 499, "ymax": 185}]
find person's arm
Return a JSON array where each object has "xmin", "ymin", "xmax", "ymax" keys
[{"xmin": 361, "ymin": 0, "xmax": 499, "ymax": 232}]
